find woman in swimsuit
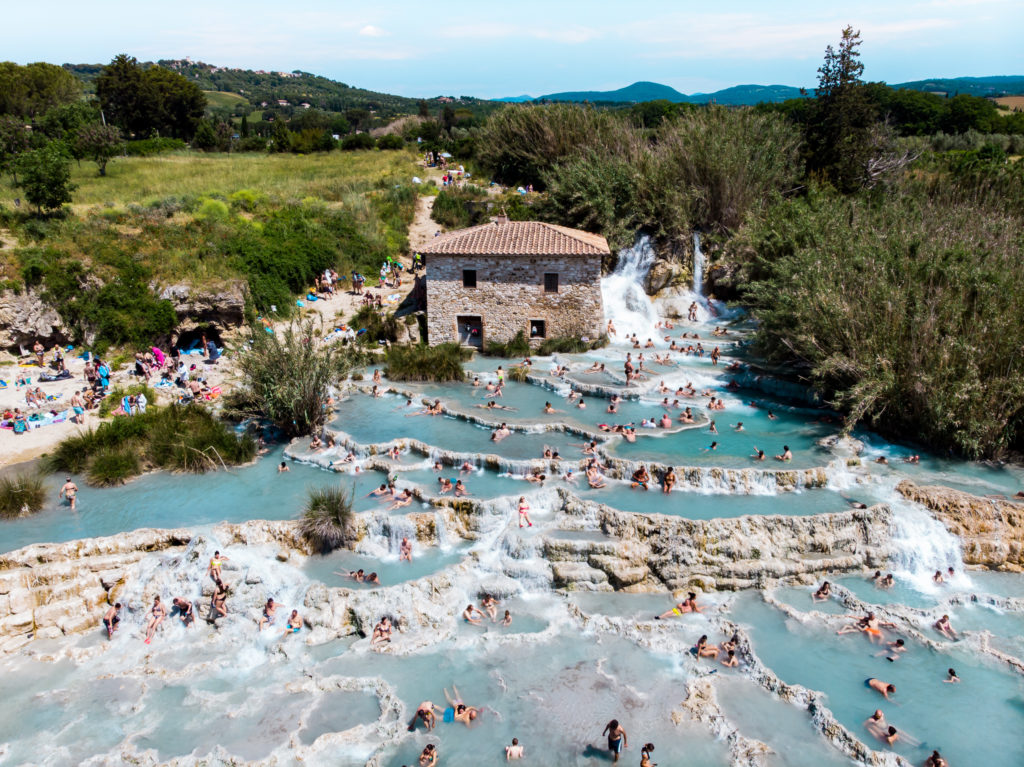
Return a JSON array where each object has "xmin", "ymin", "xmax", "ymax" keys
[
  {"xmin": 813, "ymin": 581, "xmax": 831, "ymax": 602},
  {"xmin": 144, "ymin": 596, "xmax": 166, "ymax": 644},
  {"xmin": 207, "ymin": 551, "xmax": 228, "ymax": 582},
  {"xmin": 695, "ymin": 635, "xmax": 719, "ymax": 659},
  {"xmin": 517, "ymin": 497, "xmax": 533, "ymax": 528}
]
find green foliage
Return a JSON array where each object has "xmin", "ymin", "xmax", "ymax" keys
[
  {"xmin": 98, "ymin": 383, "xmax": 157, "ymax": 417},
  {"xmin": 384, "ymin": 342, "xmax": 471, "ymax": 381},
  {"xmin": 506, "ymin": 365, "xmax": 530, "ymax": 383},
  {"xmin": 96, "ymin": 54, "xmax": 206, "ymax": 140},
  {"xmin": 0, "ymin": 62, "xmax": 82, "ymax": 118},
  {"xmin": 376, "ymin": 134, "xmax": 404, "ymax": 150},
  {"xmin": 15, "ymin": 142, "xmax": 76, "ymax": 212},
  {"xmin": 740, "ymin": 183, "xmax": 1024, "ymax": 458},
  {"xmin": 49, "ymin": 404, "xmax": 255, "ymax": 486},
  {"xmin": 350, "ymin": 306, "xmax": 399, "ymax": 345},
  {"xmin": 430, "ymin": 186, "xmax": 489, "ymax": 229},
  {"xmin": 0, "ymin": 115, "xmax": 32, "ymax": 180},
  {"xmin": 224, "ymin": 319, "xmax": 360, "ymax": 437},
  {"xmin": 536, "ymin": 335, "xmax": 608, "ymax": 355},
  {"xmin": 0, "ymin": 473, "xmax": 46, "ymax": 518},
  {"xmin": 298, "ymin": 485, "xmax": 355, "ymax": 553},
  {"xmin": 125, "ymin": 137, "xmax": 187, "ymax": 156},
  {"xmin": 191, "ymin": 119, "xmax": 219, "ymax": 151},
  {"xmin": 483, "ymin": 330, "xmax": 531, "ymax": 358},
  {"xmin": 74, "ymin": 123, "xmax": 124, "ymax": 176},
  {"xmin": 341, "ymin": 133, "xmax": 376, "ymax": 151}
]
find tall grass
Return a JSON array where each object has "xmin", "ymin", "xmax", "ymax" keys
[
  {"xmin": 298, "ymin": 485, "xmax": 355, "ymax": 553},
  {"xmin": 0, "ymin": 474, "xmax": 47, "ymax": 518},
  {"xmin": 384, "ymin": 343, "xmax": 471, "ymax": 382},
  {"xmin": 48, "ymin": 405, "xmax": 256, "ymax": 485},
  {"xmin": 482, "ymin": 330, "xmax": 531, "ymax": 358}
]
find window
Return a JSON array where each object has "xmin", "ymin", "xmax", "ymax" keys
[
  {"xmin": 544, "ymin": 273, "xmax": 559, "ymax": 293},
  {"xmin": 530, "ymin": 320, "xmax": 547, "ymax": 339},
  {"xmin": 462, "ymin": 269, "xmax": 477, "ymax": 288}
]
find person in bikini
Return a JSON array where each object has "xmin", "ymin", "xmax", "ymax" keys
[
  {"xmin": 207, "ymin": 551, "xmax": 229, "ymax": 583},
  {"xmin": 144, "ymin": 596, "xmax": 167, "ymax": 644},
  {"xmin": 517, "ymin": 496, "xmax": 533, "ymax": 528},
  {"xmin": 59, "ymin": 478, "xmax": 79, "ymax": 510},
  {"xmin": 655, "ymin": 592, "xmax": 702, "ymax": 620}
]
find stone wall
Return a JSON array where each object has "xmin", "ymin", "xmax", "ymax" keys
[{"xmin": 426, "ymin": 253, "xmax": 603, "ymax": 345}]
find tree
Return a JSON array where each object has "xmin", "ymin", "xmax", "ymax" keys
[
  {"xmin": 0, "ymin": 62, "xmax": 81, "ymax": 118},
  {"xmin": 96, "ymin": 54, "xmax": 206, "ymax": 139},
  {"xmin": 805, "ymin": 26, "xmax": 878, "ymax": 192},
  {"xmin": 191, "ymin": 119, "xmax": 218, "ymax": 151},
  {"xmin": 418, "ymin": 100, "xmax": 430, "ymax": 118},
  {"xmin": 269, "ymin": 120, "xmax": 292, "ymax": 152},
  {"xmin": 15, "ymin": 142, "xmax": 76, "ymax": 212},
  {"xmin": 74, "ymin": 123, "xmax": 123, "ymax": 176},
  {"xmin": 240, "ymin": 114, "xmax": 250, "ymax": 138},
  {"xmin": 0, "ymin": 115, "xmax": 31, "ymax": 183}
]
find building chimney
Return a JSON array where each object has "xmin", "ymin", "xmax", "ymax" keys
[{"xmin": 494, "ymin": 207, "xmax": 509, "ymax": 225}]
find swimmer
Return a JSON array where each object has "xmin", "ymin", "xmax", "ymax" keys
[
  {"xmin": 283, "ymin": 609, "xmax": 303, "ymax": 636},
  {"xmin": 694, "ymin": 635, "xmax": 719, "ymax": 659},
  {"xmin": 864, "ymin": 709, "xmax": 887, "ymax": 740},
  {"xmin": 864, "ymin": 678, "xmax": 895, "ymax": 700},
  {"xmin": 720, "ymin": 633, "xmax": 740, "ymax": 653},
  {"xmin": 501, "ymin": 609, "xmax": 512, "ymax": 626},
  {"xmin": 400, "ymin": 536, "xmax": 413, "ymax": 562},
  {"xmin": 630, "ymin": 465, "xmax": 650, "ymax": 491},
  {"xmin": 721, "ymin": 649, "xmax": 739, "ymax": 667},
  {"xmin": 388, "ymin": 489, "xmax": 414, "ymax": 510},
  {"xmin": 444, "ymin": 684, "xmax": 479, "ymax": 725},
  {"xmin": 925, "ymin": 750, "xmax": 949, "ymax": 767},
  {"xmin": 543, "ymin": 401, "xmax": 563, "ymax": 414},
  {"xmin": 703, "ymin": 441, "xmax": 718, "ymax": 452},
  {"xmin": 506, "ymin": 737, "xmax": 524, "ymax": 759},
  {"xmin": 259, "ymin": 598, "xmax": 277, "ymax": 631},
  {"xmin": 454, "ymin": 481, "xmax": 470, "ymax": 499},
  {"xmin": 662, "ymin": 466, "xmax": 676, "ymax": 494},
  {"xmin": 481, "ymin": 594, "xmax": 499, "ymax": 622},
  {"xmin": 934, "ymin": 614, "xmax": 958, "ymax": 640},
  {"xmin": 751, "ymin": 448, "xmax": 765, "ymax": 461},
  {"xmin": 708, "ymin": 419, "xmax": 717, "ymax": 434},
  {"xmin": 875, "ymin": 638, "xmax": 906, "ymax": 661},
  {"xmin": 732, "ymin": 422, "xmax": 744, "ymax": 431},
  {"xmin": 602, "ymin": 719, "xmax": 628, "ymax": 764},
  {"xmin": 640, "ymin": 743, "xmax": 656, "ymax": 767},
  {"xmin": 278, "ymin": 461, "xmax": 290, "ymax": 473},
  {"xmin": 813, "ymin": 581, "xmax": 831, "ymax": 602},
  {"xmin": 144, "ymin": 596, "xmax": 166, "ymax": 644},
  {"xmin": 562, "ymin": 469, "xmax": 578, "ymax": 484},
  {"xmin": 437, "ymin": 477, "xmax": 453, "ymax": 494},
  {"xmin": 767, "ymin": 410, "xmax": 777, "ymax": 420},
  {"xmin": 102, "ymin": 602, "xmax": 122, "ymax": 639},
  {"xmin": 933, "ymin": 569, "xmax": 944, "ymax": 584},
  {"xmin": 462, "ymin": 604, "xmax": 485, "ymax": 625},
  {"xmin": 366, "ymin": 483, "xmax": 390, "ymax": 499},
  {"xmin": 774, "ymin": 445, "xmax": 792, "ymax": 461},
  {"xmin": 491, "ymin": 423, "xmax": 511, "ymax": 442},
  {"xmin": 388, "ymin": 445, "xmax": 401, "ymax": 460},
  {"xmin": 409, "ymin": 701, "xmax": 440, "ymax": 731},
  {"xmin": 944, "ymin": 667, "xmax": 960, "ymax": 683},
  {"xmin": 59, "ymin": 477, "xmax": 79, "ymax": 510},
  {"xmin": 459, "ymin": 460, "xmax": 475, "ymax": 474},
  {"xmin": 419, "ymin": 743, "xmax": 438, "ymax": 766},
  {"xmin": 172, "ymin": 597, "xmax": 194, "ymax": 627},
  {"xmin": 517, "ymin": 496, "xmax": 533, "ymax": 528},
  {"xmin": 576, "ymin": 398, "xmax": 586, "ymax": 409}
]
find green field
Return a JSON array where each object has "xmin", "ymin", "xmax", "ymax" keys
[
  {"xmin": 203, "ymin": 90, "xmax": 250, "ymax": 111},
  {"xmin": 0, "ymin": 149, "xmax": 419, "ymax": 208}
]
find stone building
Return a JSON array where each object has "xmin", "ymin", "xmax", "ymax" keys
[{"xmin": 421, "ymin": 220, "xmax": 607, "ymax": 347}]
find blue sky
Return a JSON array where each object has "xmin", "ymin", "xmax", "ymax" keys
[{"xmin": 7, "ymin": 1, "xmax": 1022, "ymax": 98}]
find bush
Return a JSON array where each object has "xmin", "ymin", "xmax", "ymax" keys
[
  {"xmin": 99, "ymin": 384, "xmax": 157, "ymax": 417},
  {"xmin": 507, "ymin": 365, "xmax": 530, "ymax": 383},
  {"xmin": 483, "ymin": 330, "xmax": 531, "ymax": 357},
  {"xmin": 125, "ymin": 137, "xmax": 186, "ymax": 156},
  {"xmin": 341, "ymin": 133, "xmax": 376, "ymax": 151},
  {"xmin": 351, "ymin": 305, "xmax": 399, "ymax": 345},
  {"xmin": 49, "ymin": 404, "xmax": 255, "ymax": 485},
  {"xmin": 0, "ymin": 474, "xmax": 46, "ymax": 518},
  {"xmin": 224, "ymin": 319, "xmax": 360, "ymax": 437},
  {"xmin": 385, "ymin": 343, "xmax": 471, "ymax": 382},
  {"xmin": 537, "ymin": 335, "xmax": 608, "ymax": 355},
  {"xmin": 298, "ymin": 486, "xmax": 355, "ymax": 553},
  {"xmin": 376, "ymin": 134, "xmax": 405, "ymax": 150}
]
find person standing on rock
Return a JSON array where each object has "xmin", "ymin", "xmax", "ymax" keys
[
  {"xmin": 602, "ymin": 719, "xmax": 628, "ymax": 763},
  {"xmin": 103, "ymin": 602, "xmax": 122, "ymax": 639},
  {"xmin": 59, "ymin": 477, "xmax": 79, "ymax": 510},
  {"xmin": 32, "ymin": 340, "xmax": 45, "ymax": 367}
]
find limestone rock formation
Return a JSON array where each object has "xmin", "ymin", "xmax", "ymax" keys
[
  {"xmin": 0, "ymin": 288, "xmax": 69, "ymax": 352},
  {"xmin": 159, "ymin": 281, "xmax": 247, "ymax": 328},
  {"xmin": 897, "ymin": 480, "xmax": 1024, "ymax": 571}
]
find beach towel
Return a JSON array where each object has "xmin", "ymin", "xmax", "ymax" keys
[
  {"xmin": 306, "ymin": 294, "xmax": 319, "ymax": 302},
  {"xmin": 443, "ymin": 707, "xmax": 455, "ymax": 723},
  {"xmin": 296, "ymin": 299, "xmax": 305, "ymax": 308},
  {"xmin": 152, "ymin": 347, "xmax": 166, "ymax": 367}
]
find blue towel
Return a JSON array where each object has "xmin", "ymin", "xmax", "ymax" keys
[{"xmin": 443, "ymin": 707, "xmax": 455, "ymax": 723}]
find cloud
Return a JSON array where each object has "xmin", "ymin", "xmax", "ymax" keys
[
  {"xmin": 442, "ymin": 22, "xmax": 598, "ymax": 44},
  {"xmin": 359, "ymin": 25, "xmax": 387, "ymax": 38}
]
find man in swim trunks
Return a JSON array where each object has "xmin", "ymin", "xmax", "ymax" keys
[
  {"xmin": 259, "ymin": 598, "xmax": 277, "ymax": 631},
  {"xmin": 172, "ymin": 597, "xmax": 195, "ymax": 627},
  {"xmin": 462, "ymin": 604, "xmax": 484, "ymax": 625},
  {"xmin": 630, "ymin": 465, "xmax": 650, "ymax": 491},
  {"xmin": 400, "ymin": 536, "xmax": 413, "ymax": 562},
  {"xmin": 284, "ymin": 609, "xmax": 303, "ymax": 635},
  {"xmin": 103, "ymin": 602, "xmax": 122, "ymax": 639},
  {"xmin": 409, "ymin": 701, "xmax": 440, "ymax": 732},
  {"xmin": 865, "ymin": 678, "xmax": 895, "ymax": 699},
  {"xmin": 59, "ymin": 478, "xmax": 78, "ymax": 510},
  {"xmin": 602, "ymin": 719, "xmax": 627, "ymax": 763}
]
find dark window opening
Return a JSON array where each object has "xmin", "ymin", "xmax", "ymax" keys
[
  {"xmin": 530, "ymin": 320, "xmax": 547, "ymax": 339},
  {"xmin": 544, "ymin": 273, "xmax": 559, "ymax": 293},
  {"xmin": 462, "ymin": 269, "xmax": 477, "ymax": 288}
]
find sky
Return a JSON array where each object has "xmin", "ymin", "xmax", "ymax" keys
[{"xmin": 6, "ymin": 0, "xmax": 1023, "ymax": 98}]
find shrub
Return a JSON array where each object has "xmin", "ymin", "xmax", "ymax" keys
[
  {"xmin": 351, "ymin": 305, "xmax": 399, "ymax": 345},
  {"xmin": 376, "ymin": 134, "xmax": 404, "ymax": 150},
  {"xmin": 125, "ymin": 137, "xmax": 186, "ymax": 156},
  {"xmin": 483, "ymin": 330, "xmax": 531, "ymax": 358},
  {"xmin": 341, "ymin": 133, "xmax": 376, "ymax": 151},
  {"xmin": 507, "ymin": 365, "xmax": 530, "ymax": 383},
  {"xmin": 224, "ymin": 318, "xmax": 360, "ymax": 437},
  {"xmin": 87, "ymin": 444, "xmax": 142, "ymax": 486},
  {"xmin": 298, "ymin": 485, "xmax": 355, "ymax": 553},
  {"xmin": 536, "ymin": 335, "xmax": 608, "ymax": 355},
  {"xmin": 385, "ymin": 343, "xmax": 471, "ymax": 382},
  {"xmin": 0, "ymin": 474, "xmax": 46, "ymax": 518}
]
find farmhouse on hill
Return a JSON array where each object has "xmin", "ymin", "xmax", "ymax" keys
[{"xmin": 421, "ymin": 219, "xmax": 607, "ymax": 347}]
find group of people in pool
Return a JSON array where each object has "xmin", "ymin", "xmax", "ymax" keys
[
  {"xmin": 813, "ymin": 568, "xmax": 964, "ymax": 763},
  {"xmin": 104, "ymin": 550, "xmax": 304, "ymax": 644}
]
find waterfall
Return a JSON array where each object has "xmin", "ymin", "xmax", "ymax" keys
[
  {"xmin": 888, "ymin": 498, "xmax": 969, "ymax": 592},
  {"xmin": 692, "ymin": 232, "xmax": 704, "ymax": 296},
  {"xmin": 601, "ymin": 235, "xmax": 661, "ymax": 342}
]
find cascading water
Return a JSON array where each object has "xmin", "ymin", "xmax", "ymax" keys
[
  {"xmin": 888, "ymin": 497, "xmax": 969, "ymax": 592},
  {"xmin": 692, "ymin": 231, "xmax": 705, "ymax": 297},
  {"xmin": 601, "ymin": 236, "xmax": 661, "ymax": 343}
]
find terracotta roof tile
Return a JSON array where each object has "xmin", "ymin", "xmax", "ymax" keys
[{"xmin": 418, "ymin": 221, "xmax": 610, "ymax": 256}]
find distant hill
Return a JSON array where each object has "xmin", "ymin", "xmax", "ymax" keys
[
  {"xmin": 525, "ymin": 76, "xmax": 1024, "ymax": 106},
  {"xmin": 494, "ymin": 95, "xmax": 535, "ymax": 103}
]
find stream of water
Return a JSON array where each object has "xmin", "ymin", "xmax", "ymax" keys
[{"xmin": 1, "ymin": 237, "xmax": 1021, "ymax": 767}]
